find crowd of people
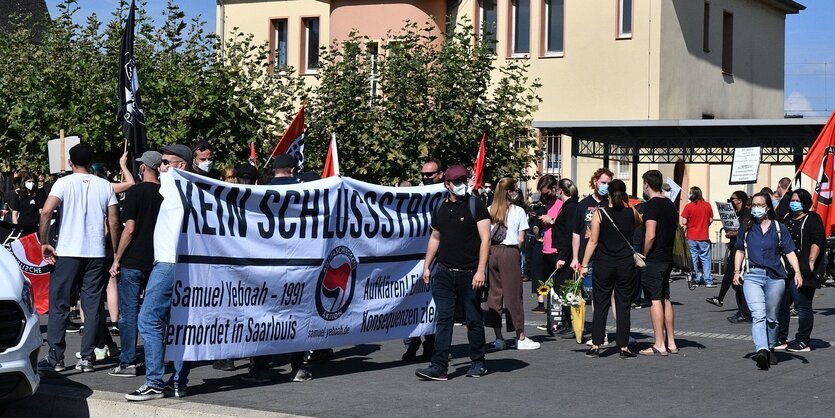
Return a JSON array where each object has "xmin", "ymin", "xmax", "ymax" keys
[{"xmin": 26, "ymin": 140, "xmax": 828, "ymax": 399}]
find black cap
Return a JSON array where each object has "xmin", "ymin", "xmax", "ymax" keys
[
  {"xmin": 273, "ymin": 153, "xmax": 298, "ymax": 170},
  {"xmin": 69, "ymin": 143, "xmax": 94, "ymax": 167},
  {"xmin": 235, "ymin": 163, "xmax": 257, "ymax": 180}
]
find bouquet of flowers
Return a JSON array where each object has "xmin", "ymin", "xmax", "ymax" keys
[{"xmin": 556, "ymin": 277, "xmax": 583, "ymax": 307}]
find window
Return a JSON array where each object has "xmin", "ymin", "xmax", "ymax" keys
[
  {"xmin": 272, "ymin": 19, "xmax": 288, "ymax": 70},
  {"xmin": 617, "ymin": 0, "xmax": 633, "ymax": 39},
  {"xmin": 543, "ymin": 0, "xmax": 564, "ymax": 55},
  {"xmin": 367, "ymin": 41, "xmax": 379, "ymax": 99},
  {"xmin": 480, "ymin": 0, "xmax": 498, "ymax": 53},
  {"xmin": 703, "ymin": 2, "xmax": 710, "ymax": 52},
  {"xmin": 302, "ymin": 17, "xmax": 320, "ymax": 73},
  {"xmin": 722, "ymin": 11, "xmax": 733, "ymax": 74},
  {"xmin": 511, "ymin": 0, "xmax": 530, "ymax": 55},
  {"xmin": 542, "ymin": 131, "xmax": 561, "ymax": 175}
]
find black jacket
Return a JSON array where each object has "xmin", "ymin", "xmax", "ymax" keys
[{"xmin": 552, "ymin": 196, "xmax": 579, "ymax": 263}]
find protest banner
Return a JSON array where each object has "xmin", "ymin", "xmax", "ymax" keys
[
  {"xmin": 1, "ymin": 221, "xmax": 51, "ymax": 314},
  {"xmin": 715, "ymin": 201, "xmax": 739, "ymax": 231},
  {"xmin": 730, "ymin": 147, "xmax": 761, "ymax": 184},
  {"xmin": 159, "ymin": 170, "xmax": 445, "ymax": 361}
]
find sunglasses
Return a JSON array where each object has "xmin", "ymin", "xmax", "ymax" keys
[
  {"xmin": 161, "ymin": 159, "xmax": 183, "ymax": 166},
  {"xmin": 421, "ymin": 170, "xmax": 439, "ymax": 178}
]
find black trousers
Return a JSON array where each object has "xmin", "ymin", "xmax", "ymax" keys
[
  {"xmin": 719, "ymin": 246, "xmax": 749, "ymax": 315},
  {"xmin": 591, "ymin": 262, "xmax": 635, "ymax": 348}
]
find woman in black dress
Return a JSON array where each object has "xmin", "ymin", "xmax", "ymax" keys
[{"xmin": 10, "ymin": 172, "xmax": 45, "ymax": 228}]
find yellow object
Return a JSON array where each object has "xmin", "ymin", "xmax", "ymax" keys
[
  {"xmin": 570, "ymin": 303, "xmax": 586, "ymax": 344},
  {"xmin": 536, "ymin": 285, "xmax": 551, "ymax": 297}
]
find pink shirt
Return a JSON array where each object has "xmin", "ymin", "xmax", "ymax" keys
[{"xmin": 541, "ymin": 198, "xmax": 563, "ymax": 254}]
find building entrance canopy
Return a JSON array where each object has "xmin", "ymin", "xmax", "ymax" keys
[{"xmin": 535, "ymin": 118, "xmax": 827, "ymax": 165}]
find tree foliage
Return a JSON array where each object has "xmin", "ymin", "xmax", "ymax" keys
[{"xmin": 0, "ymin": 1, "xmax": 540, "ymax": 184}]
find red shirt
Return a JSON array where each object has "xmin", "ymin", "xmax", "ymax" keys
[{"xmin": 681, "ymin": 200, "xmax": 713, "ymax": 241}]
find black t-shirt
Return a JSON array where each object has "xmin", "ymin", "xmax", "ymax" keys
[
  {"xmin": 573, "ymin": 194, "xmax": 607, "ymax": 261},
  {"xmin": 430, "ymin": 194, "xmax": 491, "ymax": 270},
  {"xmin": 642, "ymin": 196, "xmax": 678, "ymax": 262},
  {"xmin": 596, "ymin": 206, "xmax": 636, "ymax": 266},
  {"xmin": 9, "ymin": 190, "xmax": 45, "ymax": 228},
  {"xmin": 120, "ymin": 182, "xmax": 163, "ymax": 271}
]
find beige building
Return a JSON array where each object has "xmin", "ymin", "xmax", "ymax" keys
[{"xmin": 217, "ymin": 0, "xmax": 824, "ymax": 240}]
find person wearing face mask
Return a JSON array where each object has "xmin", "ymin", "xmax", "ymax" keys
[
  {"xmin": 547, "ymin": 178, "xmax": 579, "ymax": 336},
  {"xmin": 9, "ymin": 171, "xmax": 46, "ymax": 228},
  {"xmin": 485, "ymin": 178, "xmax": 538, "ymax": 350},
  {"xmin": 190, "ymin": 140, "xmax": 221, "ymax": 180},
  {"xmin": 707, "ymin": 191, "xmax": 753, "ymax": 324},
  {"xmin": 732, "ymin": 192, "xmax": 802, "ymax": 370},
  {"xmin": 774, "ymin": 189, "xmax": 824, "ymax": 353},
  {"xmin": 416, "ymin": 165, "xmax": 491, "ymax": 381},
  {"xmin": 681, "ymin": 186, "xmax": 715, "ymax": 288},
  {"xmin": 479, "ymin": 181, "xmax": 494, "ymax": 206},
  {"xmin": 531, "ymin": 175, "xmax": 563, "ymax": 314}
]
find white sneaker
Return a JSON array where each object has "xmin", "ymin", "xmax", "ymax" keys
[
  {"xmin": 586, "ymin": 337, "xmax": 610, "ymax": 347},
  {"xmin": 516, "ymin": 338, "xmax": 541, "ymax": 350},
  {"xmin": 75, "ymin": 346, "xmax": 109, "ymax": 361}
]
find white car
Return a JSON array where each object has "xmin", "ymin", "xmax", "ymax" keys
[{"xmin": 0, "ymin": 248, "xmax": 41, "ymax": 403}]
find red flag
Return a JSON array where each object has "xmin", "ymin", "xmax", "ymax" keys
[
  {"xmin": 8, "ymin": 233, "xmax": 51, "ymax": 314},
  {"xmin": 799, "ymin": 111, "xmax": 835, "ymax": 236},
  {"xmin": 473, "ymin": 133, "xmax": 486, "ymax": 190},
  {"xmin": 250, "ymin": 142, "xmax": 256, "ymax": 161},
  {"xmin": 269, "ymin": 104, "xmax": 305, "ymax": 171},
  {"xmin": 322, "ymin": 133, "xmax": 340, "ymax": 178}
]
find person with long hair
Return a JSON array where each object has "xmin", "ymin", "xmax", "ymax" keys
[
  {"xmin": 732, "ymin": 192, "xmax": 802, "ymax": 370},
  {"xmin": 547, "ymin": 178, "xmax": 579, "ymax": 336},
  {"xmin": 486, "ymin": 178, "xmax": 539, "ymax": 350},
  {"xmin": 707, "ymin": 191, "xmax": 753, "ymax": 325},
  {"xmin": 775, "ymin": 189, "xmax": 825, "ymax": 353},
  {"xmin": 580, "ymin": 179, "xmax": 641, "ymax": 358},
  {"xmin": 681, "ymin": 186, "xmax": 715, "ymax": 287},
  {"xmin": 9, "ymin": 171, "xmax": 45, "ymax": 228}
]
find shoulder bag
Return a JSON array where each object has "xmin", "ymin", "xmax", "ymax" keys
[{"xmin": 599, "ymin": 207, "xmax": 646, "ymax": 269}]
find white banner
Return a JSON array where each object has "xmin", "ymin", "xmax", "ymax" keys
[{"xmin": 160, "ymin": 170, "xmax": 444, "ymax": 361}]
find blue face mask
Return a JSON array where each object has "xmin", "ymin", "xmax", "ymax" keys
[
  {"xmin": 789, "ymin": 201, "xmax": 803, "ymax": 213},
  {"xmin": 598, "ymin": 183, "xmax": 609, "ymax": 197},
  {"xmin": 751, "ymin": 207, "xmax": 767, "ymax": 220}
]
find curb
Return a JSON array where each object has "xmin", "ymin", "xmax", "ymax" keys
[{"xmin": 2, "ymin": 383, "xmax": 306, "ymax": 417}]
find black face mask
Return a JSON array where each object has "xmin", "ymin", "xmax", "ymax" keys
[{"xmin": 422, "ymin": 178, "xmax": 436, "ymax": 186}]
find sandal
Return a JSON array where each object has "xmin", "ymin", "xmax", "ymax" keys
[
  {"xmin": 639, "ymin": 346, "xmax": 669, "ymax": 356},
  {"xmin": 667, "ymin": 348, "xmax": 680, "ymax": 354}
]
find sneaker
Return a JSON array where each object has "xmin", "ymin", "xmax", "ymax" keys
[
  {"xmin": 65, "ymin": 321, "xmax": 82, "ymax": 333},
  {"xmin": 108, "ymin": 364, "xmax": 139, "ymax": 377},
  {"xmin": 790, "ymin": 307, "xmax": 798, "ymax": 318},
  {"xmin": 490, "ymin": 339, "xmax": 506, "ymax": 350},
  {"xmin": 786, "ymin": 340, "xmax": 811, "ymax": 352},
  {"xmin": 241, "ymin": 369, "xmax": 271, "ymax": 383},
  {"xmin": 164, "ymin": 383, "xmax": 187, "ymax": 398},
  {"xmin": 291, "ymin": 368, "xmax": 313, "ymax": 382},
  {"xmin": 75, "ymin": 346, "xmax": 109, "ymax": 361},
  {"xmin": 75, "ymin": 357, "xmax": 94, "ymax": 373},
  {"xmin": 536, "ymin": 324, "xmax": 548, "ymax": 331},
  {"xmin": 109, "ymin": 325, "xmax": 120, "ymax": 336},
  {"xmin": 687, "ymin": 277, "xmax": 697, "ymax": 291},
  {"xmin": 304, "ymin": 349, "xmax": 334, "ymax": 364},
  {"xmin": 705, "ymin": 283, "xmax": 717, "ymax": 288},
  {"xmin": 705, "ymin": 297, "xmax": 723, "ymax": 307},
  {"xmin": 586, "ymin": 337, "xmax": 609, "ymax": 347},
  {"xmin": 415, "ymin": 365, "xmax": 448, "ymax": 381},
  {"xmin": 516, "ymin": 338, "xmax": 541, "ymax": 350},
  {"xmin": 125, "ymin": 384, "xmax": 165, "ymax": 401},
  {"xmin": 466, "ymin": 361, "xmax": 487, "ymax": 377},
  {"xmin": 212, "ymin": 359, "xmax": 236, "ymax": 371},
  {"xmin": 37, "ymin": 358, "xmax": 66, "ymax": 373},
  {"xmin": 530, "ymin": 305, "xmax": 546, "ymax": 313},
  {"xmin": 773, "ymin": 341, "xmax": 789, "ymax": 351}
]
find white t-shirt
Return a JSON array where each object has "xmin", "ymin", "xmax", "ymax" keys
[
  {"xmin": 50, "ymin": 173, "xmax": 118, "ymax": 258},
  {"xmin": 490, "ymin": 204, "xmax": 529, "ymax": 246},
  {"xmin": 153, "ymin": 171, "xmax": 185, "ymax": 264}
]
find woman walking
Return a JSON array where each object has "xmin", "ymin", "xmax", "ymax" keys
[
  {"xmin": 486, "ymin": 178, "xmax": 539, "ymax": 350},
  {"xmin": 580, "ymin": 179, "xmax": 641, "ymax": 358},
  {"xmin": 775, "ymin": 189, "xmax": 824, "ymax": 353},
  {"xmin": 732, "ymin": 193, "xmax": 802, "ymax": 370}
]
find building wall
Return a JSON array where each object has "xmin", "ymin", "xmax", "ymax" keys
[
  {"xmin": 330, "ymin": 0, "xmax": 446, "ymax": 42},
  {"xmin": 659, "ymin": 0, "xmax": 787, "ymax": 119}
]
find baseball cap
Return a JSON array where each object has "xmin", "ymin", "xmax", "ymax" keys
[
  {"xmin": 160, "ymin": 144, "xmax": 192, "ymax": 163},
  {"xmin": 235, "ymin": 163, "xmax": 257, "ymax": 181},
  {"xmin": 273, "ymin": 153, "xmax": 298, "ymax": 170},
  {"xmin": 136, "ymin": 151, "xmax": 163, "ymax": 170},
  {"xmin": 444, "ymin": 165, "xmax": 468, "ymax": 182}
]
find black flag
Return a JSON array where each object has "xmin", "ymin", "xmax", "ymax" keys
[{"xmin": 117, "ymin": 0, "xmax": 147, "ymax": 173}]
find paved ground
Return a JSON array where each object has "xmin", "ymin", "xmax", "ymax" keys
[{"xmin": 7, "ymin": 274, "xmax": 835, "ymax": 417}]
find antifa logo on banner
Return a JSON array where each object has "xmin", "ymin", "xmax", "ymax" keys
[
  {"xmin": 816, "ymin": 145, "xmax": 835, "ymax": 205},
  {"xmin": 287, "ymin": 135, "xmax": 305, "ymax": 173},
  {"xmin": 316, "ymin": 246, "xmax": 357, "ymax": 321}
]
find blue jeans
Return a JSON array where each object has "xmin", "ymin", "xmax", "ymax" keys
[
  {"xmin": 430, "ymin": 267, "xmax": 486, "ymax": 372},
  {"xmin": 688, "ymin": 240, "xmax": 712, "ymax": 284},
  {"xmin": 583, "ymin": 261, "xmax": 594, "ymax": 293},
  {"xmin": 138, "ymin": 262, "xmax": 190, "ymax": 389},
  {"xmin": 118, "ymin": 267, "xmax": 148, "ymax": 367},
  {"xmin": 742, "ymin": 268, "xmax": 785, "ymax": 351}
]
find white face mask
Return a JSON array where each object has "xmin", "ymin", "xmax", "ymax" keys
[
  {"xmin": 197, "ymin": 161, "xmax": 213, "ymax": 172},
  {"xmin": 25, "ymin": 181, "xmax": 34, "ymax": 191},
  {"xmin": 452, "ymin": 183, "xmax": 468, "ymax": 197}
]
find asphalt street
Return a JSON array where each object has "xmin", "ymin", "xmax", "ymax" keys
[{"xmin": 7, "ymin": 274, "xmax": 835, "ymax": 417}]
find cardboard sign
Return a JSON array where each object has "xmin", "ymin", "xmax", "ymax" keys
[
  {"xmin": 665, "ymin": 178, "xmax": 682, "ymax": 202},
  {"xmin": 47, "ymin": 135, "xmax": 80, "ymax": 174},
  {"xmin": 730, "ymin": 147, "xmax": 761, "ymax": 184},
  {"xmin": 716, "ymin": 201, "xmax": 740, "ymax": 230}
]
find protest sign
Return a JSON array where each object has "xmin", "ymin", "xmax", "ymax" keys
[
  {"xmin": 715, "ymin": 201, "xmax": 739, "ymax": 231},
  {"xmin": 730, "ymin": 147, "xmax": 761, "ymax": 184},
  {"xmin": 47, "ymin": 134, "xmax": 80, "ymax": 174},
  {"xmin": 666, "ymin": 178, "xmax": 682, "ymax": 202},
  {"xmin": 159, "ymin": 170, "xmax": 445, "ymax": 361}
]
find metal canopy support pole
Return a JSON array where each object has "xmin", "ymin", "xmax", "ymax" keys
[
  {"xmin": 603, "ymin": 142, "xmax": 610, "ymax": 169},
  {"xmin": 631, "ymin": 143, "xmax": 640, "ymax": 197},
  {"xmin": 571, "ymin": 136, "xmax": 579, "ymax": 181}
]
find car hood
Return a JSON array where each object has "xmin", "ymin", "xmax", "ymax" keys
[{"xmin": 0, "ymin": 248, "xmax": 24, "ymax": 300}]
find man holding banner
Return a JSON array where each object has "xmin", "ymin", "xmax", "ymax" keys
[{"xmin": 416, "ymin": 165, "xmax": 490, "ymax": 381}]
